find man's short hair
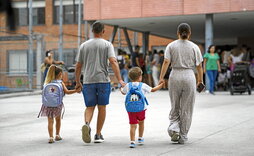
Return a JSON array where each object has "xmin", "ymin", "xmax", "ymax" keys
[
  {"xmin": 128, "ymin": 67, "xmax": 143, "ymax": 81},
  {"xmin": 92, "ymin": 22, "xmax": 104, "ymax": 34}
]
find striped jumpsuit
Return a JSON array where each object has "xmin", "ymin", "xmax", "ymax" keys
[{"xmin": 164, "ymin": 39, "xmax": 203, "ymax": 140}]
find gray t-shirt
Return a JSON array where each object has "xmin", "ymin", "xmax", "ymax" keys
[
  {"xmin": 76, "ymin": 38, "xmax": 116, "ymax": 84},
  {"xmin": 165, "ymin": 40, "xmax": 203, "ymax": 69}
]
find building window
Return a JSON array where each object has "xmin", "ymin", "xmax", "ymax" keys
[
  {"xmin": 8, "ymin": 50, "xmax": 37, "ymax": 75},
  {"xmin": 17, "ymin": 8, "xmax": 28, "ymax": 26},
  {"xmin": 13, "ymin": 1, "xmax": 45, "ymax": 26},
  {"xmin": 53, "ymin": 1, "xmax": 83, "ymax": 24},
  {"xmin": 33, "ymin": 8, "xmax": 45, "ymax": 25},
  {"xmin": 8, "ymin": 50, "xmax": 27, "ymax": 75},
  {"xmin": 14, "ymin": 7, "xmax": 45, "ymax": 26}
]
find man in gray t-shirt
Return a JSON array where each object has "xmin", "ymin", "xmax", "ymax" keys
[{"xmin": 75, "ymin": 22, "xmax": 125, "ymax": 144}]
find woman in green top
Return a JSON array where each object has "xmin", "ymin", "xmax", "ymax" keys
[{"xmin": 203, "ymin": 45, "xmax": 221, "ymax": 94}]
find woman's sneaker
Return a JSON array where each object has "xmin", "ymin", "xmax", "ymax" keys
[
  {"xmin": 82, "ymin": 124, "xmax": 91, "ymax": 143},
  {"xmin": 178, "ymin": 135, "xmax": 188, "ymax": 144},
  {"xmin": 171, "ymin": 131, "xmax": 180, "ymax": 142},
  {"xmin": 129, "ymin": 142, "xmax": 136, "ymax": 148},
  {"xmin": 138, "ymin": 137, "xmax": 144, "ymax": 145},
  {"xmin": 94, "ymin": 134, "xmax": 104, "ymax": 143}
]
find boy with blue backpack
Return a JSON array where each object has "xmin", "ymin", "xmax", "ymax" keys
[
  {"xmin": 121, "ymin": 67, "xmax": 164, "ymax": 148},
  {"xmin": 38, "ymin": 65, "xmax": 80, "ymax": 143}
]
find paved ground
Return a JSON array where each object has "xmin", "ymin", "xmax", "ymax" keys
[{"xmin": 0, "ymin": 90, "xmax": 254, "ymax": 156}]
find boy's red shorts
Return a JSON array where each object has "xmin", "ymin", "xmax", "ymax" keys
[{"xmin": 127, "ymin": 110, "xmax": 146, "ymax": 124}]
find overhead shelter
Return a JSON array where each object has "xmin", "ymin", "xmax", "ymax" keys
[{"xmin": 83, "ymin": 0, "xmax": 254, "ymax": 51}]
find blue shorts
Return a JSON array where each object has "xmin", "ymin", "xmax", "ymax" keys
[{"xmin": 82, "ymin": 83, "xmax": 111, "ymax": 107}]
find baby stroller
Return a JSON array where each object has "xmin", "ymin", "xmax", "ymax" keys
[
  {"xmin": 216, "ymin": 63, "xmax": 229, "ymax": 91},
  {"xmin": 229, "ymin": 62, "xmax": 252, "ymax": 95}
]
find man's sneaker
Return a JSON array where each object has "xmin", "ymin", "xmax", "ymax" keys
[
  {"xmin": 82, "ymin": 124, "xmax": 91, "ymax": 143},
  {"xmin": 94, "ymin": 134, "xmax": 104, "ymax": 143},
  {"xmin": 138, "ymin": 138, "xmax": 144, "ymax": 145},
  {"xmin": 171, "ymin": 131, "xmax": 180, "ymax": 142},
  {"xmin": 129, "ymin": 142, "xmax": 136, "ymax": 148}
]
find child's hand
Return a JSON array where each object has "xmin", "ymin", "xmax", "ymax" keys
[
  {"xmin": 120, "ymin": 87, "xmax": 126, "ymax": 95},
  {"xmin": 158, "ymin": 79, "xmax": 165, "ymax": 85},
  {"xmin": 76, "ymin": 86, "xmax": 82, "ymax": 93}
]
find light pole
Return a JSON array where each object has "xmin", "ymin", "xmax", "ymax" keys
[{"xmin": 28, "ymin": 0, "xmax": 33, "ymax": 89}]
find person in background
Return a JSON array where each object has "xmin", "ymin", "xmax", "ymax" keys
[
  {"xmin": 203, "ymin": 45, "xmax": 221, "ymax": 95},
  {"xmin": 228, "ymin": 47, "xmax": 244, "ymax": 71},
  {"xmin": 131, "ymin": 45, "xmax": 140, "ymax": 67},
  {"xmin": 117, "ymin": 49, "xmax": 129, "ymax": 83},
  {"xmin": 151, "ymin": 49, "xmax": 160, "ymax": 86},
  {"xmin": 139, "ymin": 53, "xmax": 146, "ymax": 74},
  {"xmin": 145, "ymin": 51, "xmax": 153, "ymax": 87},
  {"xmin": 43, "ymin": 50, "xmax": 64, "ymax": 83}
]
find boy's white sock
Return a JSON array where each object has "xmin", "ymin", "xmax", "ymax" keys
[
  {"xmin": 130, "ymin": 141, "xmax": 135, "ymax": 144},
  {"xmin": 138, "ymin": 137, "xmax": 143, "ymax": 140}
]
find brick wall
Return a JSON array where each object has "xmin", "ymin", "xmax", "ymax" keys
[
  {"xmin": 84, "ymin": 0, "xmax": 254, "ymax": 20},
  {"xmin": 0, "ymin": 0, "xmax": 173, "ymax": 88}
]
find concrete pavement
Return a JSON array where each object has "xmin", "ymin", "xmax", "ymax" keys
[{"xmin": 0, "ymin": 91, "xmax": 254, "ymax": 156}]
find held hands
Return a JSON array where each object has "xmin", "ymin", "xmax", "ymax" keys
[
  {"xmin": 119, "ymin": 80, "xmax": 126, "ymax": 88},
  {"xmin": 75, "ymin": 82, "xmax": 83, "ymax": 93},
  {"xmin": 119, "ymin": 87, "xmax": 126, "ymax": 95},
  {"xmin": 158, "ymin": 79, "xmax": 165, "ymax": 86}
]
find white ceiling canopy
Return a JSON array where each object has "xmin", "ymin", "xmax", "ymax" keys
[{"xmin": 99, "ymin": 11, "xmax": 254, "ymax": 45}]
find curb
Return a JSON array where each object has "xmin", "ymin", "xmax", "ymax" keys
[{"xmin": 0, "ymin": 90, "xmax": 42, "ymax": 99}]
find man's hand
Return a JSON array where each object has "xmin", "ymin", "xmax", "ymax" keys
[{"xmin": 75, "ymin": 82, "xmax": 82, "ymax": 93}]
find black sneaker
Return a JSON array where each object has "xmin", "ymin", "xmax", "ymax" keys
[
  {"xmin": 82, "ymin": 124, "xmax": 91, "ymax": 143},
  {"xmin": 94, "ymin": 134, "xmax": 104, "ymax": 143}
]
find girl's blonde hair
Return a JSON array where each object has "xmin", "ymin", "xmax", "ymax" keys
[{"xmin": 44, "ymin": 65, "xmax": 63, "ymax": 85}]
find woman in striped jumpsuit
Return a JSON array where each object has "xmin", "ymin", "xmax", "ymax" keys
[{"xmin": 159, "ymin": 23, "xmax": 204, "ymax": 144}]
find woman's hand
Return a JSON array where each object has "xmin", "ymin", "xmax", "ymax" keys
[{"xmin": 159, "ymin": 79, "xmax": 165, "ymax": 85}]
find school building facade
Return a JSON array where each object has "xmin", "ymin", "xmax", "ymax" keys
[{"xmin": 0, "ymin": 0, "xmax": 172, "ymax": 90}]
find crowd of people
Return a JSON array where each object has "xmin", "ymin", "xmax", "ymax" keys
[
  {"xmin": 116, "ymin": 46, "xmax": 172, "ymax": 90},
  {"xmin": 115, "ymin": 43, "xmax": 254, "ymax": 94},
  {"xmin": 204, "ymin": 44, "xmax": 254, "ymax": 93}
]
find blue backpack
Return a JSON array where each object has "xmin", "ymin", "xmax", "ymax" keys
[
  {"xmin": 42, "ymin": 80, "xmax": 64, "ymax": 107},
  {"xmin": 125, "ymin": 82, "xmax": 149, "ymax": 112}
]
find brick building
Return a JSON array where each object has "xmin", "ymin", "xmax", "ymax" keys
[{"xmin": 0, "ymin": 0, "xmax": 172, "ymax": 89}]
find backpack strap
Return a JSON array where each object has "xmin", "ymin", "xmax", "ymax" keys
[
  {"xmin": 128, "ymin": 82, "xmax": 132, "ymax": 89},
  {"xmin": 137, "ymin": 83, "xmax": 149, "ymax": 106},
  {"xmin": 138, "ymin": 82, "xmax": 143, "ymax": 91}
]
